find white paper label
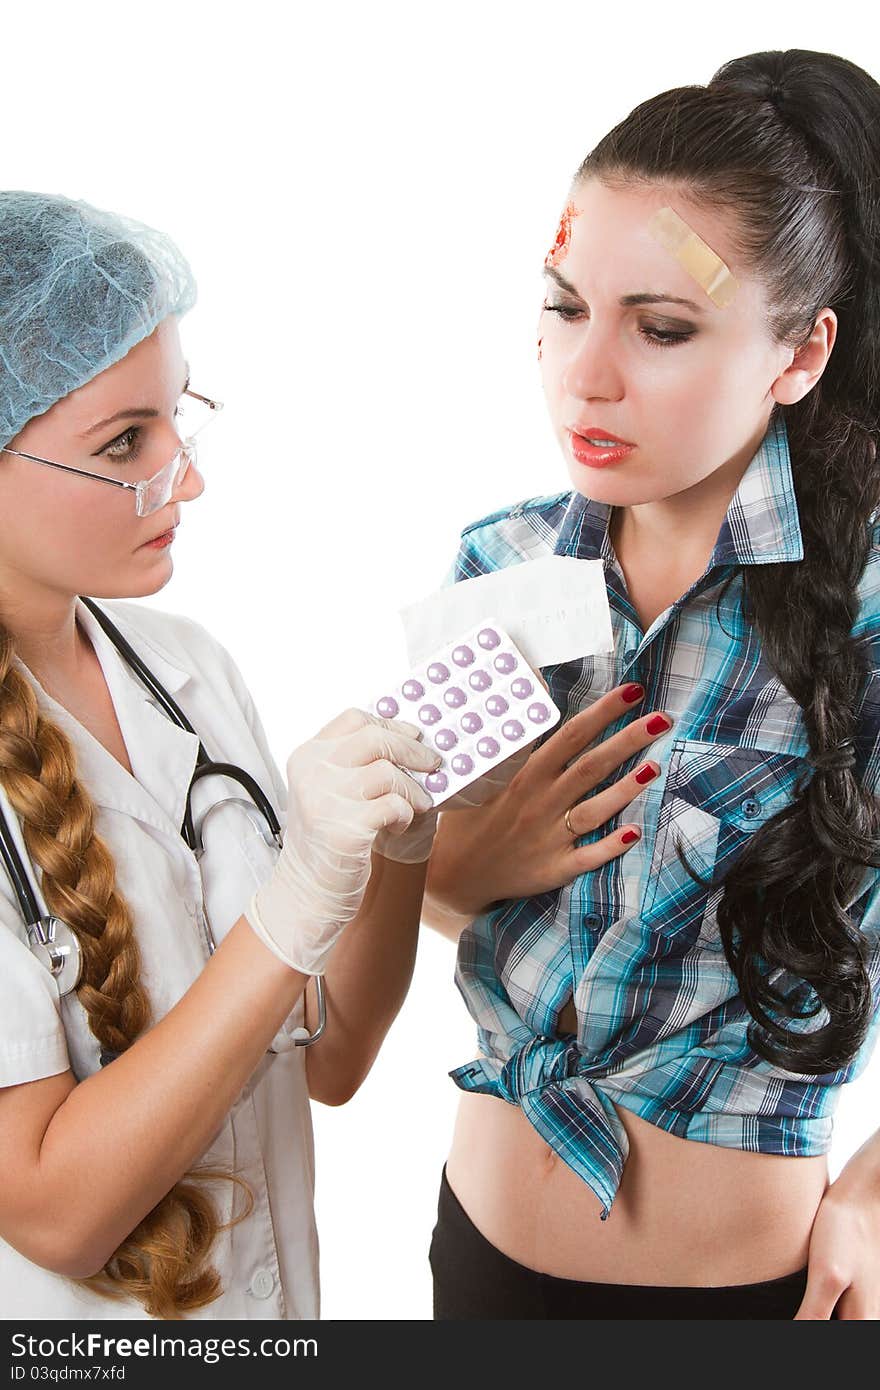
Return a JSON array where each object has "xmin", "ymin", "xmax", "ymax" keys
[{"xmin": 399, "ymin": 555, "xmax": 614, "ymax": 669}]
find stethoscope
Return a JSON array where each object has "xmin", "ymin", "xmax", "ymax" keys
[{"xmin": 0, "ymin": 595, "xmax": 326, "ymax": 1057}]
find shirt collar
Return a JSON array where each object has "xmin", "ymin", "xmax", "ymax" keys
[
  {"xmin": 12, "ymin": 597, "xmax": 199, "ymax": 834},
  {"xmin": 552, "ymin": 409, "xmax": 804, "ymax": 570},
  {"xmin": 75, "ymin": 596, "xmax": 193, "ymax": 697}
]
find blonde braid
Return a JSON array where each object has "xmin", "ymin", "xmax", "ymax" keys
[{"xmin": 0, "ymin": 621, "xmax": 254, "ymax": 1318}]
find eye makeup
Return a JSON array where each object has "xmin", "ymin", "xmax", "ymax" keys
[
  {"xmin": 92, "ymin": 371, "xmax": 192, "ymax": 461},
  {"xmin": 541, "ymin": 300, "xmax": 695, "ymax": 348},
  {"xmin": 89, "ymin": 368, "xmax": 192, "ymax": 455},
  {"xmin": 102, "ymin": 427, "xmax": 144, "ymax": 462}
]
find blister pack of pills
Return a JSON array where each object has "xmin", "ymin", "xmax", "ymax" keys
[{"xmin": 366, "ymin": 618, "xmax": 562, "ymax": 808}]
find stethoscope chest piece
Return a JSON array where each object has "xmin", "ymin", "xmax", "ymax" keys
[{"xmin": 27, "ymin": 916, "xmax": 83, "ymax": 996}]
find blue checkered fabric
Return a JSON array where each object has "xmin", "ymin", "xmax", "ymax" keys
[{"xmin": 440, "ymin": 410, "xmax": 880, "ymax": 1221}]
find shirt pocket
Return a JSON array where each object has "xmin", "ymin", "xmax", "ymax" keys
[{"xmin": 640, "ymin": 738, "xmax": 810, "ymax": 948}]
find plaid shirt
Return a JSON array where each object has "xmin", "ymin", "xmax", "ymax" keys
[{"xmin": 441, "ymin": 410, "xmax": 880, "ymax": 1221}]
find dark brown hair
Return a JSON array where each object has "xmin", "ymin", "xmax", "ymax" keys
[{"xmin": 576, "ymin": 49, "xmax": 880, "ymax": 1072}]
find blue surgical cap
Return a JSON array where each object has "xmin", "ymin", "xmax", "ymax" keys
[{"xmin": 0, "ymin": 190, "xmax": 198, "ymax": 452}]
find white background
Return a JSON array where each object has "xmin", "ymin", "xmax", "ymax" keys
[{"xmin": 4, "ymin": 0, "xmax": 878, "ymax": 1320}]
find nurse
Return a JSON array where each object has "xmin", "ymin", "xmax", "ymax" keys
[{"xmin": 0, "ymin": 190, "xmax": 516, "ymax": 1321}]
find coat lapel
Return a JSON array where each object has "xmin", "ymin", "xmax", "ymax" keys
[{"xmin": 14, "ymin": 597, "xmax": 201, "ymax": 841}]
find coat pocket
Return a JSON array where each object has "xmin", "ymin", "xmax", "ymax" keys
[{"xmin": 640, "ymin": 738, "xmax": 810, "ymax": 947}]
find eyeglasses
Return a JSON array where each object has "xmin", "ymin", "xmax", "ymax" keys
[{"xmin": 0, "ymin": 388, "xmax": 224, "ymax": 517}]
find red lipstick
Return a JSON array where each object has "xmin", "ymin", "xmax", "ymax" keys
[{"xmin": 567, "ymin": 428, "xmax": 635, "ymax": 468}]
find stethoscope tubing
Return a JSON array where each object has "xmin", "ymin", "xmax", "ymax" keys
[
  {"xmin": 80, "ymin": 597, "xmax": 284, "ymax": 854},
  {"xmin": 0, "ymin": 596, "xmax": 326, "ymax": 1049},
  {"xmin": 0, "ymin": 797, "xmax": 42, "ymax": 929}
]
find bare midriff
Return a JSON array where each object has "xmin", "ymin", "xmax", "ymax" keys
[
  {"xmin": 445, "ymin": 999, "xmax": 830, "ymax": 1286},
  {"xmin": 442, "ymin": 507, "xmax": 832, "ymax": 1286}
]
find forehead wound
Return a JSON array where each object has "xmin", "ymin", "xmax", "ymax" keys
[
  {"xmin": 646, "ymin": 206, "xmax": 738, "ymax": 308},
  {"xmin": 545, "ymin": 201, "xmax": 582, "ymax": 268}
]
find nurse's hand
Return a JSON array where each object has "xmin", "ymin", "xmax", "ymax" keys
[{"xmin": 244, "ymin": 708, "xmax": 443, "ymax": 973}]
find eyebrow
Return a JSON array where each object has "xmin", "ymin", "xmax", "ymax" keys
[
  {"xmin": 81, "ymin": 362, "xmax": 192, "ymax": 438},
  {"xmin": 542, "ymin": 265, "xmax": 706, "ymax": 314}
]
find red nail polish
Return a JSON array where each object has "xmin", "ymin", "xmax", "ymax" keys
[
  {"xmin": 646, "ymin": 714, "xmax": 672, "ymax": 734},
  {"xmin": 621, "ymin": 829, "xmax": 640, "ymax": 844},
  {"xmin": 621, "ymin": 683, "xmax": 645, "ymax": 704},
  {"xmin": 635, "ymin": 763, "xmax": 658, "ymax": 784}
]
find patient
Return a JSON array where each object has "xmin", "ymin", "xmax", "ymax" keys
[{"xmin": 421, "ymin": 47, "xmax": 880, "ymax": 1321}]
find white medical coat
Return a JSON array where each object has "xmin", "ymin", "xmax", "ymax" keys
[{"xmin": 0, "ymin": 595, "xmax": 319, "ymax": 1319}]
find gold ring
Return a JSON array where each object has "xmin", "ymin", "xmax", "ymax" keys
[{"xmin": 564, "ymin": 806, "xmax": 576, "ymax": 836}]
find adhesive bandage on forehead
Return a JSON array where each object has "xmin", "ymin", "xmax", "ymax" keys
[{"xmin": 646, "ymin": 205, "xmax": 739, "ymax": 309}]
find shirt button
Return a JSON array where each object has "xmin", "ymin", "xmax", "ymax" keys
[
  {"xmin": 741, "ymin": 798, "xmax": 761, "ymax": 818},
  {"xmin": 249, "ymin": 1268, "xmax": 275, "ymax": 1299},
  {"xmin": 583, "ymin": 912, "xmax": 603, "ymax": 930},
  {"xmin": 624, "ymin": 647, "xmax": 639, "ymax": 663}
]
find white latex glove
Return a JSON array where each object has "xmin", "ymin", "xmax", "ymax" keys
[
  {"xmin": 244, "ymin": 707, "xmax": 442, "ymax": 973},
  {"xmin": 372, "ymin": 803, "xmax": 441, "ymax": 864},
  {"xmin": 373, "ymin": 669, "xmax": 553, "ymax": 863}
]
